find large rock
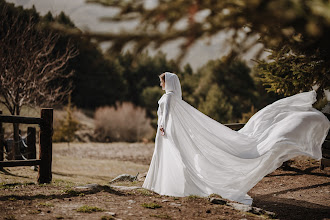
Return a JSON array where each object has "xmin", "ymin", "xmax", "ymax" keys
[{"xmin": 209, "ymin": 197, "xmax": 227, "ymax": 205}]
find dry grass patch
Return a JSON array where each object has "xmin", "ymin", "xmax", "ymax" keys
[
  {"xmin": 141, "ymin": 202, "xmax": 162, "ymax": 209},
  {"xmin": 76, "ymin": 205, "xmax": 104, "ymax": 213}
]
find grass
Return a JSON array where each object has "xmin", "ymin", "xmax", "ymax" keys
[
  {"xmin": 7, "ymin": 197, "xmax": 17, "ymax": 201},
  {"xmin": 141, "ymin": 202, "xmax": 162, "ymax": 209},
  {"xmin": 38, "ymin": 202, "xmax": 54, "ymax": 207},
  {"xmin": 52, "ymin": 153, "xmax": 148, "ymax": 185},
  {"xmin": 186, "ymin": 195, "xmax": 202, "ymax": 200},
  {"xmin": 63, "ymin": 189, "xmax": 85, "ymax": 197},
  {"xmin": 150, "ymin": 214, "xmax": 171, "ymax": 219},
  {"xmin": 135, "ymin": 188, "xmax": 154, "ymax": 196},
  {"xmin": 53, "ymin": 179, "xmax": 76, "ymax": 187},
  {"xmin": 76, "ymin": 205, "xmax": 104, "ymax": 213},
  {"xmin": 208, "ymin": 193, "xmax": 222, "ymax": 198},
  {"xmin": 0, "ymin": 182, "xmax": 35, "ymax": 189}
]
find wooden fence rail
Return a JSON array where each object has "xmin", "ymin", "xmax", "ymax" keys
[
  {"xmin": 0, "ymin": 110, "xmax": 3, "ymax": 163},
  {"xmin": 0, "ymin": 108, "xmax": 53, "ymax": 183},
  {"xmin": 224, "ymin": 123, "xmax": 245, "ymax": 131}
]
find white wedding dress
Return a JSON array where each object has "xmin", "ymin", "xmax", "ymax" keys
[{"xmin": 142, "ymin": 72, "xmax": 330, "ymax": 205}]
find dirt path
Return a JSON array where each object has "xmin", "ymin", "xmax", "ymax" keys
[
  {"xmin": 250, "ymin": 158, "xmax": 330, "ymax": 220},
  {"xmin": 0, "ymin": 143, "xmax": 329, "ymax": 219}
]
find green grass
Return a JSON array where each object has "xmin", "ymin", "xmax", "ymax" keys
[
  {"xmin": 186, "ymin": 195, "xmax": 202, "ymax": 200},
  {"xmin": 76, "ymin": 205, "xmax": 104, "ymax": 213},
  {"xmin": 63, "ymin": 189, "xmax": 85, "ymax": 196},
  {"xmin": 135, "ymin": 188, "xmax": 154, "ymax": 196},
  {"xmin": 141, "ymin": 202, "xmax": 162, "ymax": 209},
  {"xmin": 7, "ymin": 197, "xmax": 17, "ymax": 201}
]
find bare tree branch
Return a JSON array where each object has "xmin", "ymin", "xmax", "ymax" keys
[{"xmin": 0, "ymin": 4, "xmax": 78, "ymax": 116}]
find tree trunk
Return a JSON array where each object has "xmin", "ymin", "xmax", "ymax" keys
[{"xmin": 12, "ymin": 105, "xmax": 21, "ymax": 160}]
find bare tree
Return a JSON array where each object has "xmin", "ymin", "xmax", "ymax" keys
[{"xmin": 0, "ymin": 5, "xmax": 78, "ymax": 159}]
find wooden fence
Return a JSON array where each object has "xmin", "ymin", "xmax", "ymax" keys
[
  {"xmin": 0, "ymin": 108, "xmax": 53, "ymax": 183},
  {"xmin": 224, "ymin": 123, "xmax": 245, "ymax": 131},
  {"xmin": 320, "ymin": 110, "xmax": 330, "ymax": 170}
]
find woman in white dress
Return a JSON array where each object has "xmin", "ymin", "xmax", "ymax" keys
[{"xmin": 142, "ymin": 72, "xmax": 330, "ymax": 205}]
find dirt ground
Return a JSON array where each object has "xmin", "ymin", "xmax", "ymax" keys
[{"xmin": 0, "ymin": 142, "xmax": 329, "ymax": 220}]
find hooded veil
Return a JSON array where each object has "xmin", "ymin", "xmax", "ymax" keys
[
  {"xmin": 142, "ymin": 72, "xmax": 330, "ymax": 205},
  {"xmin": 165, "ymin": 72, "xmax": 182, "ymax": 99}
]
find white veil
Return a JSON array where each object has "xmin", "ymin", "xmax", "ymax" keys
[
  {"xmin": 143, "ymin": 72, "xmax": 329, "ymax": 205},
  {"xmin": 165, "ymin": 72, "xmax": 182, "ymax": 99}
]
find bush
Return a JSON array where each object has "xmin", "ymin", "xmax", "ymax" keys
[
  {"xmin": 94, "ymin": 102, "xmax": 154, "ymax": 142},
  {"xmin": 53, "ymin": 96, "xmax": 80, "ymax": 143}
]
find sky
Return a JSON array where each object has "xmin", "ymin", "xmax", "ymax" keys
[{"xmin": 6, "ymin": 0, "xmax": 265, "ymax": 71}]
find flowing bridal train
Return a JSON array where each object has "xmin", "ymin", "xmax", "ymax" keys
[{"xmin": 142, "ymin": 72, "xmax": 330, "ymax": 205}]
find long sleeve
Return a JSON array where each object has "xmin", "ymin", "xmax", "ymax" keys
[{"xmin": 160, "ymin": 94, "xmax": 171, "ymax": 131}]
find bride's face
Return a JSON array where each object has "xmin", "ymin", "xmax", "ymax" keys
[{"xmin": 160, "ymin": 78, "xmax": 165, "ymax": 90}]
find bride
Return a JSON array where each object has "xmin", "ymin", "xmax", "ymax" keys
[{"xmin": 142, "ymin": 72, "xmax": 330, "ymax": 205}]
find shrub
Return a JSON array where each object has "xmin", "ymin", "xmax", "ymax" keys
[
  {"xmin": 53, "ymin": 96, "xmax": 80, "ymax": 143},
  {"xmin": 94, "ymin": 102, "xmax": 154, "ymax": 142},
  {"xmin": 239, "ymin": 106, "xmax": 257, "ymax": 123}
]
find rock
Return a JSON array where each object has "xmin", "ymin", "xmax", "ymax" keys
[
  {"xmin": 250, "ymin": 207, "xmax": 277, "ymax": 218},
  {"xmin": 209, "ymin": 197, "xmax": 227, "ymax": 205},
  {"xmin": 109, "ymin": 173, "xmax": 139, "ymax": 184},
  {"xmin": 170, "ymin": 202, "xmax": 182, "ymax": 207},
  {"xmin": 162, "ymin": 199, "xmax": 170, "ymax": 202},
  {"xmin": 127, "ymin": 200, "xmax": 136, "ymax": 204},
  {"xmin": 228, "ymin": 202, "xmax": 277, "ymax": 218},
  {"xmin": 228, "ymin": 203, "xmax": 252, "ymax": 212},
  {"xmin": 104, "ymin": 212, "xmax": 116, "ymax": 216},
  {"xmin": 75, "ymin": 184, "xmax": 101, "ymax": 190},
  {"xmin": 111, "ymin": 186, "xmax": 142, "ymax": 191}
]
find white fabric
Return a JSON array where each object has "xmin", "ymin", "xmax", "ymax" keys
[
  {"xmin": 164, "ymin": 72, "xmax": 182, "ymax": 99},
  {"xmin": 142, "ymin": 72, "xmax": 330, "ymax": 205}
]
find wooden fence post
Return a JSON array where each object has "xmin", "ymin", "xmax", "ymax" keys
[
  {"xmin": 27, "ymin": 127, "xmax": 36, "ymax": 159},
  {"xmin": 0, "ymin": 110, "xmax": 3, "ymax": 165},
  {"xmin": 38, "ymin": 108, "xmax": 53, "ymax": 184}
]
